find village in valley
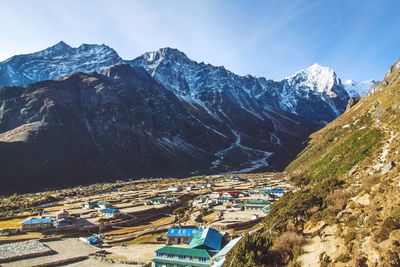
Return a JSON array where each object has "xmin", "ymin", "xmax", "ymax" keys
[{"xmin": 0, "ymin": 173, "xmax": 293, "ymax": 267}]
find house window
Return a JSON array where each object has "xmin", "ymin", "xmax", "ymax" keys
[
  {"xmin": 199, "ymin": 257, "xmax": 207, "ymax": 262},
  {"xmin": 156, "ymin": 253, "xmax": 163, "ymax": 257},
  {"xmin": 167, "ymin": 253, "xmax": 174, "ymax": 258},
  {"xmin": 178, "ymin": 255, "xmax": 186, "ymax": 259}
]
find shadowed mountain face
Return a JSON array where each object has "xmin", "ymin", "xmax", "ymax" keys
[
  {"xmin": 0, "ymin": 43, "xmax": 359, "ymax": 193},
  {"xmin": 0, "ymin": 65, "xmax": 226, "ymax": 192}
]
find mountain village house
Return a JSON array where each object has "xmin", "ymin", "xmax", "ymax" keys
[
  {"xmin": 168, "ymin": 185, "xmax": 182, "ymax": 192},
  {"xmin": 166, "ymin": 228, "xmax": 200, "ymax": 245},
  {"xmin": 21, "ymin": 217, "xmax": 55, "ymax": 231},
  {"xmin": 147, "ymin": 197, "xmax": 179, "ymax": 205},
  {"xmin": 99, "ymin": 208, "xmax": 120, "ymax": 218},
  {"xmin": 152, "ymin": 227, "xmax": 222, "ymax": 267},
  {"xmin": 56, "ymin": 209, "xmax": 70, "ymax": 220},
  {"xmin": 83, "ymin": 201, "xmax": 98, "ymax": 209},
  {"xmin": 243, "ymin": 199, "xmax": 271, "ymax": 211},
  {"xmin": 266, "ymin": 189, "xmax": 285, "ymax": 197}
]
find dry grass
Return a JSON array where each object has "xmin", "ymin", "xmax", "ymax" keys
[
  {"xmin": 0, "ymin": 231, "xmax": 43, "ymax": 241},
  {"xmin": 203, "ymin": 212, "xmax": 218, "ymax": 223},
  {"xmin": 106, "ymin": 216, "xmax": 174, "ymax": 235},
  {"xmin": 0, "ymin": 218, "xmax": 26, "ymax": 229},
  {"xmin": 106, "ymin": 254, "xmax": 128, "ymax": 260},
  {"xmin": 43, "ymin": 204, "xmax": 72, "ymax": 212},
  {"xmin": 125, "ymin": 233, "xmax": 163, "ymax": 245}
]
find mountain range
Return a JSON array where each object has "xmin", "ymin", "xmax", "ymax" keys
[{"xmin": 0, "ymin": 42, "xmax": 374, "ymax": 192}]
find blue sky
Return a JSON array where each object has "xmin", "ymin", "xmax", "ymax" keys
[{"xmin": 1, "ymin": 0, "xmax": 399, "ymax": 81}]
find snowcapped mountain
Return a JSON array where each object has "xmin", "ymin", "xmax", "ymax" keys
[
  {"xmin": 343, "ymin": 79, "xmax": 376, "ymax": 97},
  {"xmin": 285, "ymin": 63, "xmax": 341, "ymax": 97},
  {"xmin": 127, "ymin": 48, "xmax": 353, "ymax": 172},
  {"xmin": 129, "ymin": 49, "xmax": 350, "ymax": 126},
  {"xmin": 0, "ymin": 41, "xmax": 123, "ymax": 87},
  {"xmin": 0, "ymin": 42, "xmax": 372, "ymax": 190}
]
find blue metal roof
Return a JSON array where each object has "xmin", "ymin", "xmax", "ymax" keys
[
  {"xmin": 87, "ymin": 237, "xmax": 101, "ymax": 244},
  {"xmin": 267, "ymin": 189, "xmax": 284, "ymax": 193},
  {"xmin": 21, "ymin": 217, "xmax": 55, "ymax": 225},
  {"xmin": 99, "ymin": 208, "xmax": 119, "ymax": 213},
  {"xmin": 166, "ymin": 228, "xmax": 200, "ymax": 237},
  {"xmin": 189, "ymin": 227, "xmax": 222, "ymax": 250}
]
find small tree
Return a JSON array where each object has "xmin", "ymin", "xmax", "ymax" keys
[
  {"xmin": 319, "ymin": 252, "xmax": 332, "ymax": 267},
  {"xmin": 173, "ymin": 207, "xmax": 186, "ymax": 217},
  {"xmin": 271, "ymin": 231, "xmax": 305, "ymax": 262}
]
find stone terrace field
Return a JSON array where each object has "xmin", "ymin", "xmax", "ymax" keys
[
  {"xmin": 0, "ymin": 239, "xmax": 53, "ymax": 263},
  {"xmin": 2, "ymin": 238, "xmax": 101, "ymax": 267}
]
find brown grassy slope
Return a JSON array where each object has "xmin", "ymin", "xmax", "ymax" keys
[
  {"xmin": 285, "ymin": 59, "xmax": 400, "ymax": 266},
  {"xmin": 223, "ymin": 60, "xmax": 400, "ymax": 267}
]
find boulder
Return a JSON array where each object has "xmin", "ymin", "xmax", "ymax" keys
[{"xmin": 383, "ymin": 161, "xmax": 395, "ymax": 173}]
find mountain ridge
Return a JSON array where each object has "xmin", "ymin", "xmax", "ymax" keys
[{"xmin": 0, "ymin": 42, "xmax": 374, "ymax": 192}]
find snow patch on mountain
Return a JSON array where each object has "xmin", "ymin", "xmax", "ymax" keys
[
  {"xmin": 285, "ymin": 63, "xmax": 340, "ymax": 97},
  {"xmin": 343, "ymin": 79, "xmax": 376, "ymax": 97},
  {"xmin": 0, "ymin": 41, "xmax": 123, "ymax": 87}
]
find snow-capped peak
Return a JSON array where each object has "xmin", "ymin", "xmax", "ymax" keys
[
  {"xmin": 0, "ymin": 41, "xmax": 124, "ymax": 87},
  {"xmin": 285, "ymin": 63, "xmax": 340, "ymax": 97},
  {"xmin": 143, "ymin": 47, "xmax": 189, "ymax": 63},
  {"xmin": 52, "ymin": 41, "xmax": 71, "ymax": 49}
]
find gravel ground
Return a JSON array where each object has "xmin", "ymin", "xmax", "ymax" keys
[
  {"xmin": 65, "ymin": 258, "xmax": 141, "ymax": 266},
  {"xmin": 106, "ymin": 244, "xmax": 163, "ymax": 263},
  {"xmin": 2, "ymin": 238, "xmax": 101, "ymax": 267},
  {"xmin": 0, "ymin": 240, "xmax": 52, "ymax": 262}
]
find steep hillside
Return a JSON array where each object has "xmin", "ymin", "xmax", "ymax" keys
[{"xmin": 224, "ymin": 59, "xmax": 400, "ymax": 266}]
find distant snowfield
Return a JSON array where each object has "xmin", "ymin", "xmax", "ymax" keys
[{"xmin": 343, "ymin": 79, "xmax": 376, "ymax": 97}]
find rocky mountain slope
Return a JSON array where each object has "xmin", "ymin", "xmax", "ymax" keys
[
  {"xmin": 129, "ymin": 49, "xmax": 350, "ymax": 126},
  {"xmin": 0, "ymin": 42, "xmax": 373, "ymax": 192},
  {"xmin": 129, "ymin": 48, "xmax": 354, "ymax": 171},
  {"xmin": 0, "ymin": 41, "xmax": 123, "ymax": 88},
  {"xmin": 225, "ymin": 59, "xmax": 400, "ymax": 266},
  {"xmin": 0, "ymin": 64, "xmax": 229, "ymax": 192}
]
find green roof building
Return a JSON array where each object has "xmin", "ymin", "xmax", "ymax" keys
[
  {"xmin": 83, "ymin": 201, "xmax": 98, "ymax": 209},
  {"xmin": 243, "ymin": 199, "xmax": 271, "ymax": 211},
  {"xmin": 217, "ymin": 196, "xmax": 231, "ymax": 203},
  {"xmin": 152, "ymin": 246, "xmax": 213, "ymax": 267},
  {"xmin": 152, "ymin": 227, "xmax": 222, "ymax": 267}
]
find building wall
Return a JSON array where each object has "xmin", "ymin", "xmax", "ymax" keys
[
  {"xmin": 167, "ymin": 236, "xmax": 192, "ymax": 244},
  {"xmin": 22, "ymin": 222, "xmax": 53, "ymax": 230}
]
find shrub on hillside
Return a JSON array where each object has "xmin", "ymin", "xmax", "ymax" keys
[
  {"xmin": 306, "ymin": 128, "xmax": 382, "ymax": 182},
  {"xmin": 223, "ymin": 233, "xmax": 274, "ymax": 267},
  {"xmin": 373, "ymin": 216, "xmax": 400, "ymax": 242},
  {"xmin": 271, "ymin": 231, "xmax": 305, "ymax": 262},
  {"xmin": 319, "ymin": 252, "xmax": 332, "ymax": 267},
  {"xmin": 343, "ymin": 229, "xmax": 357, "ymax": 243}
]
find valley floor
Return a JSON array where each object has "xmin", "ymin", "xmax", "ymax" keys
[{"xmin": 0, "ymin": 172, "xmax": 290, "ymax": 266}]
